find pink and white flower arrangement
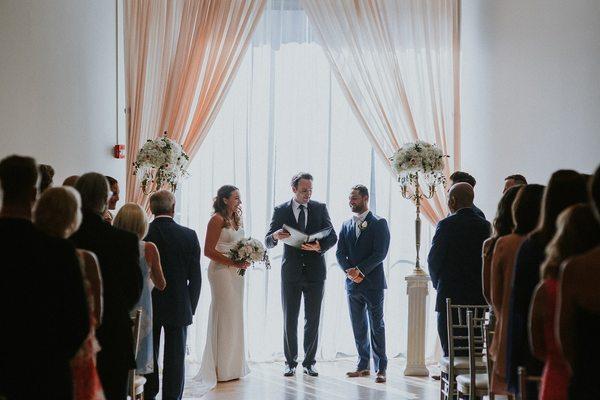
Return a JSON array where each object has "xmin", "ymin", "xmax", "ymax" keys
[
  {"xmin": 391, "ymin": 141, "xmax": 448, "ymax": 186},
  {"xmin": 229, "ymin": 238, "xmax": 271, "ymax": 276}
]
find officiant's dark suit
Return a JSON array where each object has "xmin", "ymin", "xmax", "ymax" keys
[{"xmin": 265, "ymin": 174, "xmax": 337, "ymax": 375}]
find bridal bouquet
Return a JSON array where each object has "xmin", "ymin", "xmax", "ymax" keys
[
  {"xmin": 133, "ymin": 133, "xmax": 190, "ymax": 194},
  {"xmin": 229, "ymin": 238, "xmax": 271, "ymax": 276},
  {"xmin": 391, "ymin": 140, "xmax": 448, "ymax": 186}
]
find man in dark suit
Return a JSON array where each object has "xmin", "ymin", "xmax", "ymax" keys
[
  {"xmin": 0, "ymin": 155, "xmax": 89, "ymax": 400},
  {"xmin": 449, "ymin": 171, "xmax": 486, "ymax": 219},
  {"xmin": 71, "ymin": 172, "xmax": 142, "ymax": 400},
  {"xmin": 144, "ymin": 190, "xmax": 201, "ymax": 400},
  {"xmin": 427, "ymin": 182, "xmax": 491, "ymax": 356},
  {"xmin": 266, "ymin": 172, "xmax": 337, "ymax": 377},
  {"xmin": 336, "ymin": 185, "xmax": 390, "ymax": 383}
]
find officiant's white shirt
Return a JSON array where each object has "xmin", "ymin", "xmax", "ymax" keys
[{"xmin": 292, "ymin": 198, "xmax": 308, "ymax": 224}]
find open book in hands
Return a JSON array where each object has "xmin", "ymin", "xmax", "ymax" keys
[{"xmin": 280, "ymin": 224, "xmax": 332, "ymax": 249}]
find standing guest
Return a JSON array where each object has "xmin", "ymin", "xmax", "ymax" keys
[
  {"xmin": 113, "ymin": 203, "xmax": 166, "ymax": 376},
  {"xmin": 103, "ymin": 176, "xmax": 119, "ymax": 224},
  {"xmin": 503, "ymin": 174, "xmax": 528, "ymax": 193},
  {"xmin": 449, "ymin": 171, "xmax": 486, "ymax": 219},
  {"xmin": 0, "ymin": 155, "xmax": 89, "ymax": 400},
  {"xmin": 71, "ymin": 173, "xmax": 142, "ymax": 400},
  {"xmin": 336, "ymin": 185, "xmax": 390, "ymax": 383},
  {"xmin": 558, "ymin": 165, "xmax": 600, "ymax": 400},
  {"xmin": 35, "ymin": 186, "xmax": 106, "ymax": 400},
  {"xmin": 64, "ymin": 175, "xmax": 80, "ymax": 187},
  {"xmin": 39, "ymin": 163, "xmax": 55, "ymax": 193},
  {"xmin": 427, "ymin": 183, "xmax": 491, "ymax": 356},
  {"xmin": 529, "ymin": 204, "xmax": 600, "ymax": 400},
  {"xmin": 265, "ymin": 172, "xmax": 337, "ymax": 377},
  {"xmin": 506, "ymin": 170, "xmax": 587, "ymax": 398},
  {"xmin": 482, "ymin": 185, "xmax": 522, "ymax": 305},
  {"xmin": 489, "ymin": 184, "xmax": 544, "ymax": 395},
  {"xmin": 144, "ymin": 190, "xmax": 201, "ymax": 400}
]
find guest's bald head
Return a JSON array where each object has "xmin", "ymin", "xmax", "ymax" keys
[{"xmin": 448, "ymin": 183, "xmax": 474, "ymax": 213}]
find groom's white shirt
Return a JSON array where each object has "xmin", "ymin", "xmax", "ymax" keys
[
  {"xmin": 352, "ymin": 210, "xmax": 370, "ymax": 238},
  {"xmin": 291, "ymin": 198, "xmax": 308, "ymax": 224}
]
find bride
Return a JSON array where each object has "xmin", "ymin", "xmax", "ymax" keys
[{"xmin": 194, "ymin": 185, "xmax": 250, "ymax": 393}]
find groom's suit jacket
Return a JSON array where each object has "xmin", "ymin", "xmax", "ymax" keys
[
  {"xmin": 265, "ymin": 200, "xmax": 337, "ymax": 282},
  {"xmin": 145, "ymin": 217, "xmax": 202, "ymax": 327},
  {"xmin": 336, "ymin": 211, "xmax": 390, "ymax": 291}
]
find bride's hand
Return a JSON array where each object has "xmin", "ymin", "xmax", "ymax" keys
[{"xmin": 234, "ymin": 261, "xmax": 251, "ymax": 269}]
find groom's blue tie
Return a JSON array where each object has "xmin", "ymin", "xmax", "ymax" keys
[{"xmin": 298, "ymin": 204, "xmax": 306, "ymax": 232}]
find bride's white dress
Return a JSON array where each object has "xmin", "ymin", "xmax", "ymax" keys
[{"xmin": 194, "ymin": 226, "xmax": 250, "ymax": 394}]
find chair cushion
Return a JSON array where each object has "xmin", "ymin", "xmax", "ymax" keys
[
  {"xmin": 439, "ymin": 356, "xmax": 486, "ymax": 372},
  {"xmin": 456, "ymin": 373, "xmax": 488, "ymax": 392}
]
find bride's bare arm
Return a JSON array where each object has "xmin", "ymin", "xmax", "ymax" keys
[{"xmin": 204, "ymin": 214, "xmax": 238, "ymax": 266}]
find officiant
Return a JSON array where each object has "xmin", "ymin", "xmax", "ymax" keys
[{"xmin": 265, "ymin": 172, "xmax": 337, "ymax": 378}]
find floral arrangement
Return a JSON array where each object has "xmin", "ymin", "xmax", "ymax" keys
[
  {"xmin": 133, "ymin": 133, "xmax": 190, "ymax": 194},
  {"xmin": 229, "ymin": 237, "xmax": 271, "ymax": 276},
  {"xmin": 391, "ymin": 140, "xmax": 448, "ymax": 187}
]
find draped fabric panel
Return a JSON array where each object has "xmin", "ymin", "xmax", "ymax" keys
[
  {"xmin": 123, "ymin": 0, "xmax": 266, "ymax": 205},
  {"xmin": 300, "ymin": 0, "xmax": 461, "ymax": 224}
]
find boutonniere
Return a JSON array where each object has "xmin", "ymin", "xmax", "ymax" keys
[{"xmin": 358, "ymin": 220, "xmax": 368, "ymax": 231}]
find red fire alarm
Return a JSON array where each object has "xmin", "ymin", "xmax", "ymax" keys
[{"xmin": 114, "ymin": 144, "xmax": 126, "ymax": 159}]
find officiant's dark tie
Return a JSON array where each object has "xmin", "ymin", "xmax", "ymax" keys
[{"xmin": 298, "ymin": 204, "xmax": 306, "ymax": 232}]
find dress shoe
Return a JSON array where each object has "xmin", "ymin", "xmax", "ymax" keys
[
  {"xmin": 303, "ymin": 366, "xmax": 319, "ymax": 377},
  {"xmin": 375, "ymin": 371, "xmax": 386, "ymax": 383},
  {"xmin": 283, "ymin": 366, "xmax": 296, "ymax": 377},
  {"xmin": 346, "ymin": 369, "xmax": 370, "ymax": 378}
]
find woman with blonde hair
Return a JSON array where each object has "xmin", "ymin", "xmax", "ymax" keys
[
  {"xmin": 34, "ymin": 186, "xmax": 104, "ymax": 400},
  {"xmin": 114, "ymin": 203, "xmax": 166, "ymax": 375}
]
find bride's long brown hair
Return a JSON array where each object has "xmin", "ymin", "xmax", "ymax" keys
[{"xmin": 212, "ymin": 185, "xmax": 242, "ymax": 229}]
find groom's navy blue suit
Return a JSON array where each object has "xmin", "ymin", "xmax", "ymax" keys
[
  {"xmin": 266, "ymin": 200, "xmax": 337, "ymax": 368},
  {"xmin": 336, "ymin": 211, "xmax": 390, "ymax": 372}
]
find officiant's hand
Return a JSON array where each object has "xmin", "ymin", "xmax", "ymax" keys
[
  {"xmin": 301, "ymin": 240, "xmax": 321, "ymax": 252},
  {"xmin": 273, "ymin": 229, "xmax": 291, "ymax": 241}
]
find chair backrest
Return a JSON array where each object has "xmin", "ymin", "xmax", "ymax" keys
[
  {"xmin": 518, "ymin": 366, "xmax": 542, "ymax": 400},
  {"xmin": 446, "ymin": 299, "xmax": 489, "ymax": 364},
  {"xmin": 466, "ymin": 310, "xmax": 487, "ymax": 395},
  {"xmin": 129, "ymin": 309, "xmax": 143, "ymax": 399},
  {"xmin": 483, "ymin": 312, "xmax": 495, "ymax": 396}
]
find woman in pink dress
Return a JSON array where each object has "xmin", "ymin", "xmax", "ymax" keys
[
  {"xmin": 34, "ymin": 186, "xmax": 105, "ymax": 400},
  {"xmin": 529, "ymin": 204, "xmax": 600, "ymax": 400}
]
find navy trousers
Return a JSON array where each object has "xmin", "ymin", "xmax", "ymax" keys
[
  {"xmin": 144, "ymin": 324, "xmax": 187, "ymax": 400},
  {"xmin": 347, "ymin": 289, "xmax": 387, "ymax": 372},
  {"xmin": 282, "ymin": 278, "xmax": 325, "ymax": 368}
]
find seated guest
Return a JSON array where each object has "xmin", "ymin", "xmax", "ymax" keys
[
  {"xmin": 483, "ymin": 185, "xmax": 522, "ymax": 305},
  {"xmin": 506, "ymin": 170, "xmax": 587, "ymax": 398},
  {"xmin": 558, "ymin": 165, "xmax": 600, "ymax": 400},
  {"xmin": 64, "ymin": 175, "xmax": 80, "ymax": 187},
  {"xmin": 489, "ymin": 184, "xmax": 544, "ymax": 395},
  {"xmin": 0, "ymin": 155, "xmax": 89, "ymax": 400},
  {"xmin": 529, "ymin": 204, "xmax": 600, "ymax": 400},
  {"xmin": 504, "ymin": 174, "xmax": 528, "ymax": 193},
  {"xmin": 34, "ymin": 186, "xmax": 106, "ymax": 400},
  {"xmin": 428, "ymin": 182, "xmax": 491, "ymax": 356},
  {"xmin": 39, "ymin": 163, "xmax": 55, "ymax": 193},
  {"xmin": 103, "ymin": 176, "xmax": 119, "ymax": 224},
  {"xmin": 113, "ymin": 203, "xmax": 166, "ymax": 375},
  {"xmin": 449, "ymin": 171, "xmax": 486, "ymax": 219},
  {"xmin": 71, "ymin": 173, "xmax": 142, "ymax": 400}
]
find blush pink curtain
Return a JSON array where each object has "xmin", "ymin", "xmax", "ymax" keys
[
  {"xmin": 301, "ymin": 0, "xmax": 461, "ymax": 224},
  {"xmin": 124, "ymin": 0, "xmax": 266, "ymax": 204}
]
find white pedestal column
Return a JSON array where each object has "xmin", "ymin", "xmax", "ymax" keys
[{"xmin": 403, "ymin": 272, "xmax": 430, "ymax": 376}]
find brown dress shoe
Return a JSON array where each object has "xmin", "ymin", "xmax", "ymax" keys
[
  {"xmin": 375, "ymin": 371, "xmax": 386, "ymax": 383},
  {"xmin": 346, "ymin": 369, "xmax": 370, "ymax": 378}
]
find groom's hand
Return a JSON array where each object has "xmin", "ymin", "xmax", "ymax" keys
[
  {"xmin": 346, "ymin": 268, "xmax": 364, "ymax": 283},
  {"xmin": 301, "ymin": 240, "xmax": 321, "ymax": 252},
  {"xmin": 273, "ymin": 229, "xmax": 290, "ymax": 241}
]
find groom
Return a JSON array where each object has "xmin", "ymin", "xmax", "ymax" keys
[
  {"xmin": 266, "ymin": 172, "xmax": 337, "ymax": 377},
  {"xmin": 336, "ymin": 185, "xmax": 390, "ymax": 383}
]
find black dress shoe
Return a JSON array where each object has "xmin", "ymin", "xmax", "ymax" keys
[
  {"xmin": 303, "ymin": 366, "xmax": 319, "ymax": 377},
  {"xmin": 284, "ymin": 366, "xmax": 296, "ymax": 377}
]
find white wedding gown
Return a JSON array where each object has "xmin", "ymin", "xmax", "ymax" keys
[{"xmin": 194, "ymin": 227, "xmax": 250, "ymax": 395}]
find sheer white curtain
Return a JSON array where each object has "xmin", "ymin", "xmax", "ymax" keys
[{"xmin": 178, "ymin": 0, "xmax": 439, "ymax": 368}]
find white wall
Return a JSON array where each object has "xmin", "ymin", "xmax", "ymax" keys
[
  {"xmin": 461, "ymin": 0, "xmax": 600, "ymax": 217},
  {"xmin": 0, "ymin": 0, "xmax": 126, "ymax": 192}
]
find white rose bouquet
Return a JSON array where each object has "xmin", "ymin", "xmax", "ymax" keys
[
  {"xmin": 133, "ymin": 133, "xmax": 190, "ymax": 194},
  {"xmin": 229, "ymin": 237, "xmax": 271, "ymax": 276},
  {"xmin": 390, "ymin": 140, "xmax": 448, "ymax": 186}
]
